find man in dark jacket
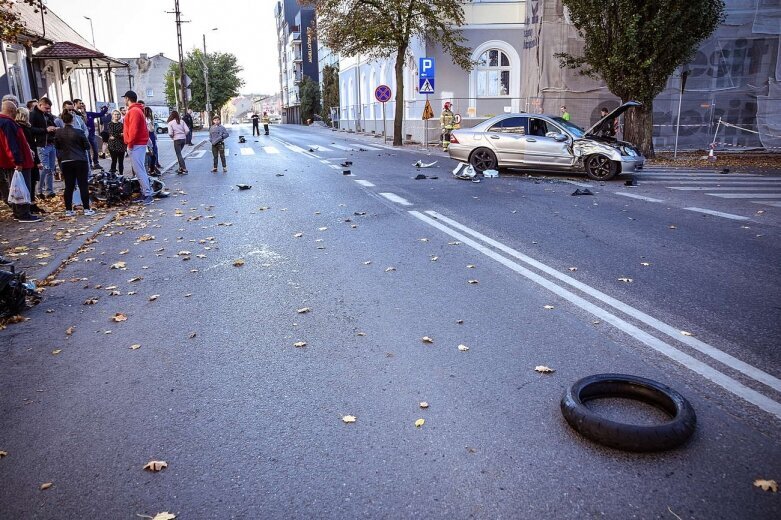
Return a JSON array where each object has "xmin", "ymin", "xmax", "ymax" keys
[
  {"xmin": 29, "ymin": 97, "xmax": 58, "ymax": 197},
  {"xmin": 183, "ymin": 109, "xmax": 194, "ymax": 145},
  {"xmin": 251, "ymin": 112, "xmax": 260, "ymax": 136},
  {"xmin": 82, "ymin": 101, "xmax": 108, "ymax": 167}
]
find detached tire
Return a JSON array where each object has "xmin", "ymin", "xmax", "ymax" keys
[{"xmin": 561, "ymin": 374, "xmax": 696, "ymax": 452}]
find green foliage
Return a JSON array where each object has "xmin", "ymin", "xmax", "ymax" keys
[
  {"xmin": 320, "ymin": 64, "xmax": 340, "ymax": 124},
  {"xmin": 299, "ymin": 76, "xmax": 322, "ymax": 124},
  {"xmin": 309, "ymin": 0, "xmax": 473, "ymax": 145},
  {"xmin": 1, "ymin": 0, "xmax": 46, "ymax": 43},
  {"xmin": 558, "ymin": 0, "xmax": 725, "ymax": 155},
  {"xmin": 162, "ymin": 50, "xmax": 244, "ymax": 112}
]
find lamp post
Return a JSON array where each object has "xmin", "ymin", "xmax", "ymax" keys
[
  {"xmin": 83, "ymin": 16, "xmax": 96, "ymax": 47},
  {"xmin": 202, "ymin": 27, "xmax": 218, "ymax": 122}
]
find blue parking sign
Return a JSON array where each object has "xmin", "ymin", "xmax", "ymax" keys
[{"xmin": 419, "ymin": 57, "xmax": 435, "ymax": 79}]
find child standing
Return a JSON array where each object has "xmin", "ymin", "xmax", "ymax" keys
[{"xmin": 209, "ymin": 115, "xmax": 229, "ymax": 173}]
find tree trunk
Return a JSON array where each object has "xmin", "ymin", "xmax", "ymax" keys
[
  {"xmin": 623, "ymin": 100, "xmax": 655, "ymax": 158},
  {"xmin": 392, "ymin": 47, "xmax": 407, "ymax": 147}
]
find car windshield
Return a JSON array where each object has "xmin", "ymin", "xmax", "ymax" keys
[{"xmin": 551, "ymin": 117, "xmax": 586, "ymax": 138}]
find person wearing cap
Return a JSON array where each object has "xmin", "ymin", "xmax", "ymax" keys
[
  {"xmin": 122, "ymin": 90, "xmax": 153, "ymax": 204},
  {"xmin": 440, "ymin": 102, "xmax": 455, "ymax": 151}
]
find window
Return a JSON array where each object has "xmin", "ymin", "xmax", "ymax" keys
[
  {"xmin": 146, "ymin": 88, "xmax": 154, "ymax": 98},
  {"xmin": 488, "ymin": 116, "xmax": 527, "ymax": 134},
  {"xmin": 528, "ymin": 118, "xmax": 549, "ymax": 137},
  {"xmin": 476, "ymin": 49, "xmax": 510, "ymax": 97}
]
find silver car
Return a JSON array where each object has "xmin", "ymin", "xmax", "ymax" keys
[{"xmin": 448, "ymin": 101, "xmax": 645, "ymax": 180}]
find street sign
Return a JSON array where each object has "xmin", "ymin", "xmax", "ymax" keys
[
  {"xmin": 419, "ymin": 57, "xmax": 435, "ymax": 79},
  {"xmin": 419, "ymin": 78, "xmax": 435, "ymax": 94},
  {"xmin": 374, "ymin": 84, "xmax": 392, "ymax": 103},
  {"xmin": 454, "ymin": 113, "xmax": 462, "ymax": 125}
]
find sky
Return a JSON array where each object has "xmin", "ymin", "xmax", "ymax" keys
[{"xmin": 43, "ymin": 0, "xmax": 281, "ymax": 95}]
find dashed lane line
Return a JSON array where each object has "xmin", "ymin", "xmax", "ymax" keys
[
  {"xmin": 354, "ymin": 180, "xmax": 375, "ymax": 187},
  {"xmin": 379, "ymin": 192, "xmax": 413, "ymax": 206},
  {"xmin": 708, "ymin": 193, "xmax": 781, "ymax": 199},
  {"xmin": 239, "ymin": 148, "xmax": 256, "ymax": 156},
  {"xmin": 683, "ymin": 207, "xmax": 751, "ymax": 221},
  {"xmin": 614, "ymin": 192, "xmax": 665, "ymax": 203},
  {"xmin": 670, "ymin": 187, "xmax": 781, "ymax": 191},
  {"xmin": 753, "ymin": 201, "xmax": 781, "ymax": 208}
]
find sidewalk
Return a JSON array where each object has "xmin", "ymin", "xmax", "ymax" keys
[{"xmin": 0, "ymin": 131, "xmax": 209, "ymax": 283}]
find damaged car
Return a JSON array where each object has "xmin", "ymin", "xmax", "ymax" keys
[{"xmin": 447, "ymin": 101, "xmax": 645, "ymax": 180}]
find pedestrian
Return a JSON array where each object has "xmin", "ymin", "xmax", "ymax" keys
[
  {"xmin": 106, "ymin": 110, "xmax": 125, "ymax": 175},
  {"xmin": 560, "ymin": 105, "xmax": 571, "ymax": 121},
  {"xmin": 167, "ymin": 110, "xmax": 189, "ymax": 174},
  {"xmin": 122, "ymin": 90, "xmax": 153, "ymax": 204},
  {"xmin": 53, "ymin": 110, "xmax": 94, "ymax": 216},
  {"xmin": 99, "ymin": 106, "xmax": 112, "ymax": 159},
  {"xmin": 144, "ymin": 106, "xmax": 160, "ymax": 175},
  {"xmin": 82, "ymin": 102, "xmax": 108, "ymax": 168},
  {"xmin": 183, "ymin": 108, "xmax": 194, "ymax": 146},
  {"xmin": 119, "ymin": 106, "xmax": 127, "ymax": 122},
  {"xmin": 29, "ymin": 96, "xmax": 58, "ymax": 198},
  {"xmin": 0, "ymin": 95, "xmax": 39, "ymax": 222},
  {"xmin": 596, "ymin": 107, "xmax": 617, "ymax": 137},
  {"xmin": 209, "ymin": 115, "xmax": 229, "ymax": 173},
  {"xmin": 262, "ymin": 112, "xmax": 270, "ymax": 135},
  {"xmin": 26, "ymin": 99, "xmax": 37, "ymax": 111},
  {"xmin": 14, "ymin": 105, "xmax": 44, "ymax": 217},
  {"xmin": 440, "ymin": 102, "xmax": 455, "ymax": 151},
  {"xmin": 251, "ymin": 112, "xmax": 260, "ymax": 136}
]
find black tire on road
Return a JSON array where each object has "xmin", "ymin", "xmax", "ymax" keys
[
  {"xmin": 584, "ymin": 154, "xmax": 619, "ymax": 180},
  {"xmin": 469, "ymin": 147, "xmax": 498, "ymax": 173},
  {"xmin": 560, "ymin": 373, "xmax": 697, "ymax": 452}
]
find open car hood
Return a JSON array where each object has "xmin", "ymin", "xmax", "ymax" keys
[{"xmin": 585, "ymin": 100, "xmax": 643, "ymax": 136}]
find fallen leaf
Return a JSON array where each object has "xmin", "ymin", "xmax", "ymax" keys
[
  {"xmin": 149, "ymin": 295, "xmax": 160, "ymax": 301},
  {"xmin": 143, "ymin": 460, "xmax": 168, "ymax": 472},
  {"xmin": 177, "ymin": 250, "xmax": 191, "ymax": 256},
  {"xmin": 128, "ymin": 277, "xmax": 143, "ymax": 283},
  {"xmin": 681, "ymin": 330, "xmax": 693, "ymax": 337},
  {"xmin": 293, "ymin": 341, "xmax": 307, "ymax": 348},
  {"xmin": 385, "ymin": 267, "xmax": 396, "ymax": 272},
  {"xmin": 342, "ymin": 415, "xmax": 357, "ymax": 424},
  {"xmin": 669, "ymin": 225, "xmax": 677, "ymax": 230},
  {"xmin": 84, "ymin": 298, "xmax": 99, "ymax": 305},
  {"xmin": 110, "ymin": 261, "xmax": 126, "ymax": 269},
  {"xmin": 467, "ymin": 279, "xmax": 479, "ymax": 285},
  {"xmin": 40, "ymin": 482, "xmax": 53, "ymax": 490},
  {"xmin": 356, "ymin": 332, "xmax": 366, "ymax": 337},
  {"xmin": 535, "ymin": 365, "xmax": 555, "ymax": 373},
  {"xmin": 137, "ymin": 234, "xmax": 155, "ymax": 242},
  {"xmin": 543, "ymin": 305, "xmax": 555, "ymax": 310},
  {"xmin": 297, "ymin": 307, "xmax": 311, "ymax": 314},
  {"xmin": 195, "ymin": 254, "xmax": 206, "ymax": 259},
  {"xmin": 421, "ymin": 336, "xmax": 434, "ymax": 344},
  {"xmin": 618, "ymin": 277, "xmax": 633, "ymax": 283},
  {"xmin": 419, "ymin": 402, "xmax": 429, "ymax": 409},
  {"xmin": 458, "ymin": 344, "xmax": 469, "ymax": 352},
  {"xmin": 0, "ymin": 451, "xmax": 7, "ymax": 458},
  {"xmin": 363, "ymin": 261, "xmax": 372, "ymax": 265},
  {"xmin": 184, "ymin": 293, "xmax": 192, "ymax": 298},
  {"xmin": 754, "ymin": 479, "xmax": 778, "ymax": 492},
  {"xmin": 66, "ymin": 326, "xmax": 75, "ymax": 335},
  {"xmin": 51, "ymin": 349, "xmax": 62, "ymax": 355},
  {"xmin": 109, "ymin": 290, "xmax": 121, "ymax": 296},
  {"xmin": 118, "ymin": 249, "xmax": 129, "ymax": 255},
  {"xmin": 188, "ymin": 332, "xmax": 197, "ymax": 339},
  {"xmin": 419, "ymin": 238, "xmax": 429, "ymax": 242},
  {"xmin": 430, "ymin": 256, "xmax": 439, "ymax": 261},
  {"xmin": 415, "ymin": 418, "xmax": 425, "ymax": 428},
  {"xmin": 152, "ymin": 513, "xmax": 177, "ymax": 520},
  {"xmin": 568, "ymin": 267, "xmax": 578, "ymax": 272},
  {"xmin": 233, "ymin": 259, "xmax": 245, "ymax": 267},
  {"xmin": 456, "ymin": 319, "xmax": 464, "ymax": 324},
  {"xmin": 112, "ymin": 313, "xmax": 128, "ymax": 322},
  {"xmin": 130, "ymin": 344, "xmax": 141, "ymax": 350},
  {"xmin": 466, "ymin": 264, "xmax": 475, "ymax": 269},
  {"xmin": 318, "ymin": 227, "xmax": 328, "ymax": 231},
  {"xmin": 293, "ymin": 233, "xmax": 303, "ymax": 238}
]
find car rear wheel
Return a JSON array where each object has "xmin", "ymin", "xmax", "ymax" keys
[
  {"xmin": 469, "ymin": 148, "xmax": 498, "ymax": 173},
  {"xmin": 585, "ymin": 154, "xmax": 619, "ymax": 180}
]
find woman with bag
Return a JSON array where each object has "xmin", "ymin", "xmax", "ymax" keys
[
  {"xmin": 14, "ymin": 106, "xmax": 44, "ymax": 217},
  {"xmin": 167, "ymin": 111, "xmax": 189, "ymax": 174},
  {"xmin": 0, "ymin": 96, "xmax": 38, "ymax": 222},
  {"xmin": 54, "ymin": 110, "xmax": 94, "ymax": 217},
  {"xmin": 107, "ymin": 110, "xmax": 125, "ymax": 175},
  {"xmin": 209, "ymin": 115, "xmax": 229, "ymax": 173}
]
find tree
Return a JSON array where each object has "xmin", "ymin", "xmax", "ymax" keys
[
  {"xmin": 320, "ymin": 64, "xmax": 340, "ymax": 125},
  {"xmin": 1, "ymin": 1, "xmax": 46, "ymax": 43},
  {"xmin": 299, "ymin": 76, "xmax": 322, "ymax": 124},
  {"xmin": 558, "ymin": 0, "xmax": 725, "ymax": 157},
  {"xmin": 311, "ymin": 0, "xmax": 473, "ymax": 146},
  {"xmin": 163, "ymin": 49, "xmax": 244, "ymax": 114}
]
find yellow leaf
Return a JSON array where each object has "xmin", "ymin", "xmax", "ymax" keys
[
  {"xmin": 754, "ymin": 479, "xmax": 778, "ymax": 492},
  {"xmin": 233, "ymin": 259, "xmax": 245, "ymax": 267},
  {"xmin": 137, "ymin": 234, "xmax": 155, "ymax": 242},
  {"xmin": 110, "ymin": 261, "xmax": 126, "ymax": 269},
  {"xmin": 130, "ymin": 344, "xmax": 141, "ymax": 350},
  {"xmin": 51, "ymin": 349, "xmax": 61, "ymax": 355},
  {"xmin": 342, "ymin": 415, "xmax": 356, "ymax": 424},
  {"xmin": 535, "ymin": 365, "xmax": 555, "ymax": 373},
  {"xmin": 177, "ymin": 250, "xmax": 191, "ymax": 256},
  {"xmin": 65, "ymin": 326, "xmax": 75, "ymax": 335},
  {"xmin": 143, "ymin": 460, "xmax": 168, "ymax": 472},
  {"xmin": 152, "ymin": 513, "xmax": 176, "ymax": 520},
  {"xmin": 421, "ymin": 336, "xmax": 434, "ymax": 344},
  {"xmin": 149, "ymin": 295, "xmax": 160, "ymax": 301},
  {"xmin": 458, "ymin": 344, "xmax": 469, "ymax": 352},
  {"xmin": 297, "ymin": 307, "xmax": 311, "ymax": 314},
  {"xmin": 40, "ymin": 482, "xmax": 53, "ymax": 490},
  {"xmin": 293, "ymin": 341, "xmax": 307, "ymax": 348},
  {"xmin": 112, "ymin": 313, "xmax": 128, "ymax": 322},
  {"xmin": 419, "ymin": 402, "xmax": 429, "ymax": 409},
  {"xmin": 415, "ymin": 418, "xmax": 425, "ymax": 428}
]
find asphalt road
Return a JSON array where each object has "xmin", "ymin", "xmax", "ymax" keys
[{"xmin": 1, "ymin": 123, "xmax": 779, "ymax": 519}]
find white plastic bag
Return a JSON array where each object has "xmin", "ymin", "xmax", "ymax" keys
[
  {"xmin": 8, "ymin": 170, "xmax": 31, "ymax": 205},
  {"xmin": 72, "ymin": 184, "xmax": 83, "ymax": 208}
]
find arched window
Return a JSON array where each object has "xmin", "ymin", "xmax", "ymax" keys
[{"xmin": 476, "ymin": 49, "xmax": 510, "ymax": 97}]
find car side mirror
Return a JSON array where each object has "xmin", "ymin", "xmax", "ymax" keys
[{"xmin": 546, "ymin": 132, "xmax": 568, "ymax": 142}]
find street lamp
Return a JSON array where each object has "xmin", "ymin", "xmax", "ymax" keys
[
  {"xmin": 83, "ymin": 16, "xmax": 96, "ymax": 47},
  {"xmin": 202, "ymin": 27, "xmax": 218, "ymax": 121}
]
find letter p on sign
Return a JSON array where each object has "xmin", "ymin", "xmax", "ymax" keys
[{"xmin": 419, "ymin": 58, "xmax": 435, "ymax": 79}]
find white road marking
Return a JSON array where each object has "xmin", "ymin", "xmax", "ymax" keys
[
  {"xmin": 641, "ymin": 174, "xmax": 765, "ymax": 178},
  {"xmin": 319, "ymin": 159, "xmax": 331, "ymax": 164},
  {"xmin": 683, "ymin": 207, "xmax": 751, "ymax": 221},
  {"xmin": 240, "ymin": 148, "xmax": 255, "ymax": 156},
  {"xmin": 329, "ymin": 165, "xmax": 342, "ymax": 170},
  {"xmin": 354, "ymin": 179, "xmax": 375, "ymax": 187},
  {"xmin": 285, "ymin": 143, "xmax": 307, "ymax": 153},
  {"xmin": 263, "ymin": 146, "xmax": 280, "ymax": 154},
  {"xmin": 560, "ymin": 179, "xmax": 594, "ymax": 188},
  {"xmin": 670, "ymin": 187, "xmax": 781, "ymax": 191},
  {"xmin": 411, "ymin": 210, "xmax": 781, "ymax": 419},
  {"xmin": 651, "ymin": 181, "xmax": 781, "ymax": 185},
  {"xmin": 708, "ymin": 193, "xmax": 781, "ymax": 199},
  {"xmin": 353, "ymin": 144, "xmax": 381, "ymax": 150},
  {"xmin": 331, "ymin": 144, "xmax": 353, "ymax": 151},
  {"xmin": 380, "ymin": 192, "xmax": 413, "ymax": 206},
  {"xmin": 615, "ymin": 192, "xmax": 665, "ymax": 202},
  {"xmin": 753, "ymin": 201, "xmax": 781, "ymax": 207}
]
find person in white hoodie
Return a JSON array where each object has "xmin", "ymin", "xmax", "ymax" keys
[{"xmin": 167, "ymin": 110, "xmax": 189, "ymax": 174}]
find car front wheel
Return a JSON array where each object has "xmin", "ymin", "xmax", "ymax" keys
[
  {"xmin": 585, "ymin": 154, "xmax": 619, "ymax": 180},
  {"xmin": 469, "ymin": 148, "xmax": 498, "ymax": 173}
]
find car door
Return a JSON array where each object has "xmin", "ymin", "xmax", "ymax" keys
[
  {"xmin": 485, "ymin": 116, "xmax": 528, "ymax": 165},
  {"xmin": 522, "ymin": 117, "xmax": 575, "ymax": 169}
]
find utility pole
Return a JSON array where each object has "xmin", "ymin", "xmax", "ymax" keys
[
  {"xmin": 166, "ymin": 0, "xmax": 189, "ymax": 112},
  {"xmin": 202, "ymin": 28, "xmax": 217, "ymax": 122}
]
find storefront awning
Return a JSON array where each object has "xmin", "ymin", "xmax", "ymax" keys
[{"xmin": 32, "ymin": 42, "xmax": 128, "ymax": 69}]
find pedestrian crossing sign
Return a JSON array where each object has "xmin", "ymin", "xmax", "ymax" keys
[{"xmin": 419, "ymin": 78, "xmax": 435, "ymax": 94}]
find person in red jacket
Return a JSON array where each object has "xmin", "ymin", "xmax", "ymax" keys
[
  {"xmin": 0, "ymin": 95, "xmax": 39, "ymax": 222},
  {"xmin": 122, "ymin": 90, "xmax": 152, "ymax": 204}
]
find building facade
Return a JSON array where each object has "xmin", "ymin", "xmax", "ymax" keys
[
  {"xmin": 114, "ymin": 53, "xmax": 177, "ymax": 117},
  {"xmin": 275, "ymin": 0, "xmax": 319, "ymax": 124}
]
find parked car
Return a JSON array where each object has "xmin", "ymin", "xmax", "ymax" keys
[
  {"xmin": 447, "ymin": 101, "xmax": 645, "ymax": 180},
  {"xmin": 268, "ymin": 114, "xmax": 282, "ymax": 124},
  {"xmin": 155, "ymin": 119, "xmax": 168, "ymax": 134}
]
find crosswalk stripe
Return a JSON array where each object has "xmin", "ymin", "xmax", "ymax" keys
[
  {"xmin": 263, "ymin": 146, "xmax": 279, "ymax": 154},
  {"xmin": 354, "ymin": 179, "xmax": 375, "ymax": 187},
  {"xmin": 331, "ymin": 144, "xmax": 353, "ymax": 151},
  {"xmin": 285, "ymin": 144, "xmax": 307, "ymax": 153},
  {"xmin": 683, "ymin": 207, "xmax": 751, "ymax": 221},
  {"xmin": 240, "ymin": 147, "xmax": 255, "ymax": 155},
  {"xmin": 670, "ymin": 187, "xmax": 781, "ymax": 191},
  {"xmin": 753, "ymin": 201, "xmax": 781, "ymax": 207},
  {"xmin": 615, "ymin": 192, "xmax": 665, "ymax": 202},
  {"xmin": 354, "ymin": 144, "xmax": 381, "ymax": 150},
  {"xmin": 708, "ymin": 193, "xmax": 781, "ymax": 199}
]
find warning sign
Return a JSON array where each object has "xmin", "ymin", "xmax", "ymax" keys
[{"xmin": 419, "ymin": 78, "xmax": 435, "ymax": 94}]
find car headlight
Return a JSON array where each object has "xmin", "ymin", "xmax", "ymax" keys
[{"xmin": 620, "ymin": 145, "xmax": 637, "ymax": 157}]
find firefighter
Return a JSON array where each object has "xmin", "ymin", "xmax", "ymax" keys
[{"xmin": 440, "ymin": 102, "xmax": 455, "ymax": 151}]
